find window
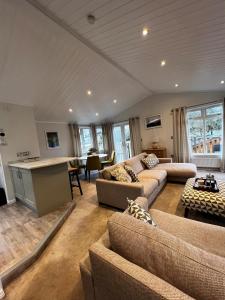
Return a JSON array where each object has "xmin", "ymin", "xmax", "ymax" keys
[
  {"xmin": 96, "ymin": 126, "xmax": 104, "ymax": 153},
  {"xmin": 79, "ymin": 127, "xmax": 93, "ymax": 155},
  {"xmin": 187, "ymin": 104, "xmax": 223, "ymax": 155}
]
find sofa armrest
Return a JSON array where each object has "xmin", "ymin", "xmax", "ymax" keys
[
  {"xmin": 89, "ymin": 242, "xmax": 193, "ymax": 300},
  {"xmin": 96, "ymin": 179, "xmax": 144, "ymax": 210},
  {"xmin": 80, "ymin": 254, "xmax": 95, "ymax": 300},
  {"xmin": 158, "ymin": 158, "xmax": 172, "ymax": 163}
]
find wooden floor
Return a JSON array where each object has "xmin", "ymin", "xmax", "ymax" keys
[{"xmin": 0, "ymin": 201, "xmax": 71, "ymax": 274}]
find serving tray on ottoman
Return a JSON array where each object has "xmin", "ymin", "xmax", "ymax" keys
[{"xmin": 181, "ymin": 178, "xmax": 225, "ymax": 218}]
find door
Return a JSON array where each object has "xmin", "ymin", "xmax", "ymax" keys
[{"xmin": 113, "ymin": 122, "xmax": 131, "ymax": 162}]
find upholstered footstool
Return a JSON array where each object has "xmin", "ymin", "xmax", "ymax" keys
[{"xmin": 181, "ymin": 178, "xmax": 225, "ymax": 218}]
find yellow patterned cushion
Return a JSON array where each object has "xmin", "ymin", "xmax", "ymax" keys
[{"xmin": 110, "ymin": 165, "xmax": 132, "ymax": 183}]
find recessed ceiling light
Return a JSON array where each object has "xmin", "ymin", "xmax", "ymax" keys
[
  {"xmin": 142, "ymin": 27, "xmax": 149, "ymax": 37},
  {"xmin": 113, "ymin": 99, "xmax": 117, "ymax": 104},
  {"xmin": 220, "ymin": 80, "xmax": 224, "ymax": 84},
  {"xmin": 95, "ymin": 112, "xmax": 99, "ymax": 116},
  {"xmin": 161, "ymin": 60, "xmax": 166, "ymax": 67},
  {"xmin": 175, "ymin": 83, "xmax": 179, "ymax": 87},
  {"xmin": 68, "ymin": 108, "xmax": 73, "ymax": 112},
  {"xmin": 87, "ymin": 90, "xmax": 92, "ymax": 96}
]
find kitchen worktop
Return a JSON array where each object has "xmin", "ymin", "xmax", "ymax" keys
[{"xmin": 8, "ymin": 157, "xmax": 74, "ymax": 170}]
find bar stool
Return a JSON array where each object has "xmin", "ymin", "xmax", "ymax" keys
[{"xmin": 68, "ymin": 167, "xmax": 83, "ymax": 199}]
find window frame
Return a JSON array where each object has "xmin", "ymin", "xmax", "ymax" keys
[{"xmin": 186, "ymin": 103, "xmax": 223, "ymax": 156}]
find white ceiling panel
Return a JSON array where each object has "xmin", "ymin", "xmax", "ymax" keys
[{"xmin": 33, "ymin": 0, "xmax": 225, "ymax": 93}]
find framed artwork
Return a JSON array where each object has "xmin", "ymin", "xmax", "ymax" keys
[
  {"xmin": 144, "ymin": 115, "xmax": 162, "ymax": 129},
  {"xmin": 45, "ymin": 131, "xmax": 60, "ymax": 149}
]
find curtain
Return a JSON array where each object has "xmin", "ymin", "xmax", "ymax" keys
[
  {"xmin": 90, "ymin": 123, "xmax": 98, "ymax": 150},
  {"xmin": 102, "ymin": 123, "xmax": 114, "ymax": 156},
  {"xmin": 69, "ymin": 123, "xmax": 81, "ymax": 157},
  {"xmin": 129, "ymin": 117, "xmax": 142, "ymax": 156},
  {"xmin": 221, "ymin": 98, "xmax": 225, "ymax": 171},
  {"xmin": 172, "ymin": 107, "xmax": 190, "ymax": 163}
]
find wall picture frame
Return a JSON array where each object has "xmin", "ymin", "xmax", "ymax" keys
[
  {"xmin": 45, "ymin": 131, "xmax": 60, "ymax": 149},
  {"xmin": 144, "ymin": 115, "xmax": 162, "ymax": 129}
]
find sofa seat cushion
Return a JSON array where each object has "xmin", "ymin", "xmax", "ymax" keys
[
  {"xmin": 141, "ymin": 179, "xmax": 158, "ymax": 198},
  {"xmin": 153, "ymin": 163, "xmax": 197, "ymax": 178},
  {"xmin": 125, "ymin": 153, "xmax": 146, "ymax": 174},
  {"xmin": 108, "ymin": 213, "xmax": 225, "ymax": 300},
  {"xmin": 138, "ymin": 170, "xmax": 167, "ymax": 185}
]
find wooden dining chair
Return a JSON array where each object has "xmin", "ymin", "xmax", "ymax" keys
[
  {"xmin": 101, "ymin": 150, "xmax": 115, "ymax": 169},
  {"xmin": 85, "ymin": 155, "xmax": 101, "ymax": 182}
]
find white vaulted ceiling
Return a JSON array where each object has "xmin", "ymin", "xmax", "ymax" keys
[
  {"xmin": 33, "ymin": 0, "xmax": 225, "ymax": 93},
  {"xmin": 1, "ymin": 0, "xmax": 225, "ymax": 123},
  {"xmin": 0, "ymin": 0, "xmax": 149, "ymax": 123}
]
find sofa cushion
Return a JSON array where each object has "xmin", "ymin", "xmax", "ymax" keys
[
  {"xmin": 138, "ymin": 170, "xmax": 167, "ymax": 185},
  {"xmin": 150, "ymin": 209, "xmax": 225, "ymax": 258},
  {"xmin": 125, "ymin": 154, "xmax": 146, "ymax": 174},
  {"xmin": 141, "ymin": 154, "xmax": 159, "ymax": 169},
  {"xmin": 108, "ymin": 213, "xmax": 225, "ymax": 300},
  {"xmin": 110, "ymin": 165, "xmax": 132, "ymax": 183},
  {"xmin": 124, "ymin": 165, "xmax": 140, "ymax": 182},
  {"xmin": 153, "ymin": 163, "xmax": 197, "ymax": 178},
  {"xmin": 127, "ymin": 199, "xmax": 156, "ymax": 226},
  {"xmin": 141, "ymin": 179, "xmax": 158, "ymax": 197},
  {"xmin": 101, "ymin": 163, "xmax": 124, "ymax": 180}
]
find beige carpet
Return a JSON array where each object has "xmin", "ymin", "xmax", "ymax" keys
[{"xmin": 4, "ymin": 171, "xmax": 225, "ymax": 299}]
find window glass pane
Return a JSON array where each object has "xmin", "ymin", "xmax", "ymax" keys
[
  {"xmin": 188, "ymin": 119, "xmax": 204, "ymax": 153},
  {"xmin": 205, "ymin": 116, "xmax": 222, "ymax": 154},
  {"xmin": 79, "ymin": 127, "xmax": 93, "ymax": 155},
  {"xmin": 187, "ymin": 110, "xmax": 201, "ymax": 119},
  {"xmin": 206, "ymin": 105, "xmax": 222, "ymax": 116},
  {"xmin": 96, "ymin": 126, "xmax": 104, "ymax": 153}
]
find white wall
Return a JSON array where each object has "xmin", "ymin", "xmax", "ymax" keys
[
  {"xmin": 36, "ymin": 122, "xmax": 73, "ymax": 158},
  {"xmin": 0, "ymin": 103, "xmax": 40, "ymax": 202},
  {"xmin": 112, "ymin": 91, "xmax": 225, "ymax": 157}
]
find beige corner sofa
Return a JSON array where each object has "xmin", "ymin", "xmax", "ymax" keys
[
  {"xmin": 96, "ymin": 153, "xmax": 197, "ymax": 210},
  {"xmin": 80, "ymin": 197, "xmax": 225, "ymax": 300}
]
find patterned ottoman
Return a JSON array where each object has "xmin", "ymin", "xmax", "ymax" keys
[{"xmin": 181, "ymin": 178, "xmax": 225, "ymax": 218}]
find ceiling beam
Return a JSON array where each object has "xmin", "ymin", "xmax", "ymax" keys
[{"xmin": 26, "ymin": 0, "xmax": 153, "ymax": 95}]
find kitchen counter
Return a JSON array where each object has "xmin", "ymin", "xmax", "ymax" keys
[
  {"xmin": 8, "ymin": 157, "xmax": 75, "ymax": 170},
  {"xmin": 9, "ymin": 157, "xmax": 73, "ymax": 216}
]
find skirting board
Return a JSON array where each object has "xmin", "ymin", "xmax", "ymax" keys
[{"xmin": 0, "ymin": 200, "xmax": 76, "ymax": 290}]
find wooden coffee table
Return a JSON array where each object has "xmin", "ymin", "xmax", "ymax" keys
[{"xmin": 181, "ymin": 178, "xmax": 225, "ymax": 218}]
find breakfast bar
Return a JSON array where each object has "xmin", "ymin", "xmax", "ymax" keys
[{"xmin": 8, "ymin": 157, "xmax": 74, "ymax": 216}]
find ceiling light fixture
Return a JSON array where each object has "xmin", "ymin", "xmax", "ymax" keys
[
  {"xmin": 113, "ymin": 99, "xmax": 117, "ymax": 104},
  {"xmin": 161, "ymin": 60, "xmax": 166, "ymax": 67},
  {"xmin": 175, "ymin": 83, "xmax": 179, "ymax": 88},
  {"xmin": 142, "ymin": 27, "xmax": 149, "ymax": 37},
  {"xmin": 87, "ymin": 14, "xmax": 96, "ymax": 25},
  {"xmin": 95, "ymin": 112, "xmax": 99, "ymax": 116},
  {"xmin": 220, "ymin": 80, "xmax": 225, "ymax": 84},
  {"xmin": 87, "ymin": 90, "xmax": 92, "ymax": 96},
  {"xmin": 68, "ymin": 108, "xmax": 73, "ymax": 112}
]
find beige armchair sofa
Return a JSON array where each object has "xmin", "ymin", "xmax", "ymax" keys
[
  {"xmin": 96, "ymin": 153, "xmax": 197, "ymax": 209},
  {"xmin": 80, "ymin": 197, "xmax": 225, "ymax": 300}
]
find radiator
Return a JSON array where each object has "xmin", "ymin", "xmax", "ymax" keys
[{"xmin": 191, "ymin": 155, "xmax": 221, "ymax": 168}]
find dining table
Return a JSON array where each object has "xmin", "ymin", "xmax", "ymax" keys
[{"xmin": 72, "ymin": 153, "xmax": 108, "ymax": 161}]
